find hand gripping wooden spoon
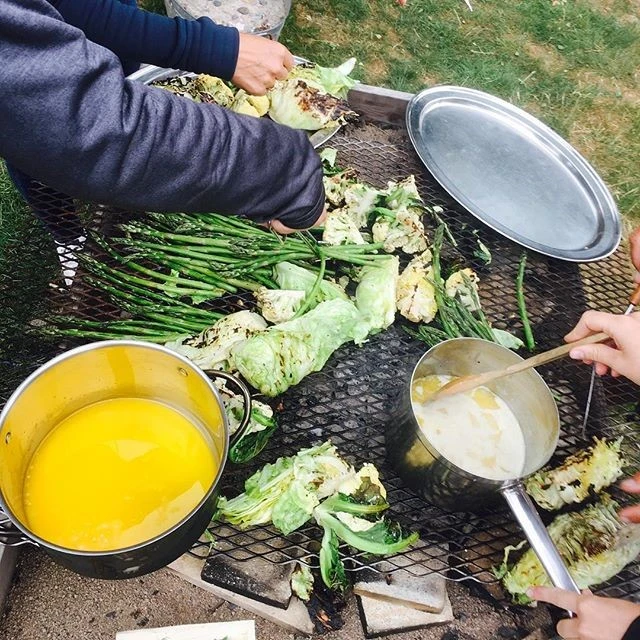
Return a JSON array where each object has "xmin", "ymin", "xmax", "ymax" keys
[
  {"xmin": 429, "ymin": 331, "xmax": 611, "ymax": 402},
  {"xmin": 581, "ymin": 283, "xmax": 640, "ymax": 435}
]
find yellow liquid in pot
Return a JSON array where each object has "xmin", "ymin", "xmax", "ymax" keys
[{"xmin": 23, "ymin": 398, "xmax": 217, "ymax": 551}]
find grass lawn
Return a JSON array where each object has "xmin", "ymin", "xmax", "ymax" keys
[
  {"xmin": 280, "ymin": 0, "xmax": 639, "ymax": 224},
  {"xmin": 0, "ymin": 163, "xmax": 58, "ymax": 364}
]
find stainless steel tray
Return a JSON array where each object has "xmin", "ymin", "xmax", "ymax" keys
[
  {"xmin": 406, "ymin": 86, "xmax": 621, "ymax": 262},
  {"xmin": 128, "ymin": 64, "xmax": 339, "ymax": 149}
]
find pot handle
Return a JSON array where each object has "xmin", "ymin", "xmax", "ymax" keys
[
  {"xmin": 0, "ymin": 508, "xmax": 34, "ymax": 547},
  {"xmin": 203, "ymin": 370, "xmax": 253, "ymax": 449},
  {"xmin": 501, "ymin": 482, "xmax": 578, "ymax": 614}
]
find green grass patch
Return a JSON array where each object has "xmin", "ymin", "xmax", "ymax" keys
[
  {"xmin": 282, "ymin": 0, "xmax": 639, "ymax": 220},
  {"xmin": 0, "ymin": 163, "xmax": 59, "ymax": 360},
  {"xmin": 0, "ymin": 163, "xmax": 30, "ymax": 248},
  {"xmin": 517, "ymin": 0, "xmax": 638, "ymax": 76},
  {"xmin": 139, "ymin": 0, "xmax": 166, "ymax": 14}
]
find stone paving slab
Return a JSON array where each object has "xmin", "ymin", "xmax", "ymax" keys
[{"xmin": 0, "ymin": 549, "xmax": 555, "ymax": 640}]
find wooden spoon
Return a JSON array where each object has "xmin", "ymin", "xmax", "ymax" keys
[
  {"xmin": 625, "ymin": 283, "xmax": 640, "ymax": 314},
  {"xmin": 429, "ymin": 331, "xmax": 610, "ymax": 402}
]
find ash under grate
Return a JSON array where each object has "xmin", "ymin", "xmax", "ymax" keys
[{"xmin": 1, "ymin": 122, "xmax": 638, "ymax": 605}]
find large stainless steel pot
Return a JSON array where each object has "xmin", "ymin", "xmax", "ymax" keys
[
  {"xmin": 386, "ymin": 337, "xmax": 579, "ymax": 595},
  {"xmin": 0, "ymin": 341, "xmax": 251, "ymax": 579}
]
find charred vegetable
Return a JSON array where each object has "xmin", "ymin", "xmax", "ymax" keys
[
  {"xmin": 268, "ymin": 80, "xmax": 357, "ymax": 131},
  {"xmin": 165, "ymin": 311, "xmax": 267, "ymax": 371},
  {"xmin": 253, "ymin": 288, "xmax": 305, "ymax": 324},
  {"xmin": 525, "ymin": 438, "xmax": 625, "ymax": 511},
  {"xmin": 214, "ymin": 380, "xmax": 278, "ymax": 464},
  {"xmin": 407, "ymin": 226, "xmax": 522, "ymax": 349},
  {"xmin": 445, "ymin": 268, "xmax": 481, "ymax": 313},
  {"xmin": 232, "ymin": 299, "xmax": 360, "ymax": 397},
  {"xmin": 396, "ymin": 250, "xmax": 437, "ymax": 324},
  {"xmin": 153, "ymin": 58, "xmax": 359, "ymax": 132},
  {"xmin": 268, "ymin": 58, "xmax": 358, "ymax": 131},
  {"xmin": 495, "ymin": 494, "xmax": 640, "ymax": 605},
  {"xmin": 371, "ymin": 176, "xmax": 428, "ymax": 255},
  {"xmin": 291, "ymin": 563, "xmax": 315, "ymax": 602},
  {"xmin": 215, "ymin": 442, "xmax": 418, "ymax": 591},
  {"xmin": 230, "ymin": 89, "xmax": 270, "ymax": 117},
  {"xmin": 353, "ymin": 256, "xmax": 398, "ymax": 344}
]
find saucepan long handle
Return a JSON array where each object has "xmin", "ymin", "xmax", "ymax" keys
[{"xmin": 501, "ymin": 482, "xmax": 578, "ymax": 614}]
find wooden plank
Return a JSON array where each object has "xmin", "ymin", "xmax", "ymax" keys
[
  {"xmin": 169, "ymin": 554, "xmax": 314, "ymax": 636},
  {"xmin": 348, "ymin": 84, "xmax": 413, "ymax": 127}
]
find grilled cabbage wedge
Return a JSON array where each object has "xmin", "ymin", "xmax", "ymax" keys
[
  {"xmin": 495, "ymin": 494, "xmax": 640, "ymax": 605},
  {"xmin": 215, "ymin": 442, "xmax": 418, "ymax": 592},
  {"xmin": 525, "ymin": 438, "xmax": 625, "ymax": 511},
  {"xmin": 396, "ymin": 250, "xmax": 438, "ymax": 324},
  {"xmin": 232, "ymin": 298, "xmax": 359, "ymax": 397}
]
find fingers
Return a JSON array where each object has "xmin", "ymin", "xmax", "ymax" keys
[
  {"xmin": 621, "ymin": 472, "xmax": 640, "ymax": 492},
  {"xmin": 564, "ymin": 311, "xmax": 640, "ymax": 376},
  {"xmin": 265, "ymin": 206, "xmax": 326, "ymax": 235},
  {"xmin": 527, "ymin": 586, "xmax": 579, "ymax": 613},
  {"xmin": 260, "ymin": 220, "xmax": 296, "ymax": 234},
  {"xmin": 274, "ymin": 65, "xmax": 289, "ymax": 81},
  {"xmin": 232, "ymin": 35, "xmax": 293, "ymax": 94},
  {"xmin": 268, "ymin": 219, "xmax": 297, "ymax": 235},
  {"xmin": 569, "ymin": 342, "xmax": 623, "ymax": 374},
  {"xmin": 619, "ymin": 504, "xmax": 640, "ymax": 523},
  {"xmin": 556, "ymin": 617, "xmax": 579, "ymax": 639},
  {"xmin": 593, "ymin": 361, "xmax": 610, "ymax": 376},
  {"xmin": 564, "ymin": 310, "xmax": 620, "ymax": 342},
  {"xmin": 618, "ymin": 474, "xmax": 640, "ymax": 523},
  {"xmin": 313, "ymin": 207, "xmax": 328, "ymax": 227}
]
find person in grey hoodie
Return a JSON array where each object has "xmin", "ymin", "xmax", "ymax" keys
[{"xmin": 0, "ymin": 0, "xmax": 326, "ymax": 234}]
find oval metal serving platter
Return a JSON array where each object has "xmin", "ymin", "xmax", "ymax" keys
[
  {"xmin": 128, "ymin": 62, "xmax": 340, "ymax": 149},
  {"xmin": 406, "ymin": 86, "xmax": 621, "ymax": 262}
]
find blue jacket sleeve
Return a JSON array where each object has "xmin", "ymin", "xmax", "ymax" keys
[
  {"xmin": 0, "ymin": 0, "xmax": 324, "ymax": 229},
  {"xmin": 49, "ymin": 0, "xmax": 240, "ymax": 80},
  {"xmin": 623, "ymin": 616, "xmax": 640, "ymax": 640}
]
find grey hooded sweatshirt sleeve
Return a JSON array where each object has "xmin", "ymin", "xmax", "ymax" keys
[{"xmin": 0, "ymin": 0, "xmax": 324, "ymax": 228}]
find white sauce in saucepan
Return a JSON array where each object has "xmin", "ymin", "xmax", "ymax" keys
[{"xmin": 411, "ymin": 375, "xmax": 526, "ymax": 480}]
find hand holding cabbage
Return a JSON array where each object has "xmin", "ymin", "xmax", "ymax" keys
[{"xmin": 231, "ymin": 33, "xmax": 294, "ymax": 95}]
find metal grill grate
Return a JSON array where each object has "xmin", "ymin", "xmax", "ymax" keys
[{"xmin": 1, "ymin": 122, "xmax": 639, "ymax": 604}]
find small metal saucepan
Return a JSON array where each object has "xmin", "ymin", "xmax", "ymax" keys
[
  {"xmin": 0, "ymin": 341, "xmax": 252, "ymax": 579},
  {"xmin": 386, "ymin": 337, "xmax": 579, "ymax": 595}
]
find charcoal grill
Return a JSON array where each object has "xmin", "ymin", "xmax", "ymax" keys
[{"xmin": 1, "ymin": 83, "xmax": 638, "ymax": 604}]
